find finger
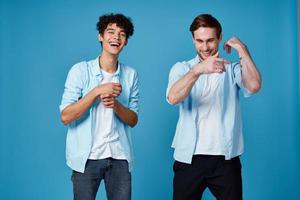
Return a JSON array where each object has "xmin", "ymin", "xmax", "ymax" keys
[
  {"xmin": 217, "ymin": 68, "xmax": 224, "ymax": 73},
  {"xmin": 113, "ymin": 88, "xmax": 121, "ymax": 93},
  {"xmin": 214, "ymin": 65, "xmax": 225, "ymax": 72},
  {"xmin": 223, "ymin": 43, "xmax": 231, "ymax": 53},
  {"xmin": 113, "ymin": 89, "xmax": 121, "ymax": 95},
  {"xmin": 103, "ymin": 99, "xmax": 113, "ymax": 105},
  {"xmin": 104, "ymin": 104, "xmax": 114, "ymax": 108},
  {"xmin": 113, "ymin": 85, "xmax": 122, "ymax": 91},
  {"xmin": 102, "ymin": 95, "xmax": 113, "ymax": 101},
  {"xmin": 112, "ymin": 88, "xmax": 121, "ymax": 96},
  {"xmin": 103, "ymin": 93, "xmax": 111, "ymax": 98},
  {"xmin": 113, "ymin": 83, "xmax": 122, "ymax": 89},
  {"xmin": 226, "ymin": 45, "xmax": 231, "ymax": 54},
  {"xmin": 103, "ymin": 102, "xmax": 114, "ymax": 108},
  {"xmin": 100, "ymin": 93, "xmax": 110, "ymax": 100},
  {"xmin": 113, "ymin": 83, "xmax": 121, "ymax": 86},
  {"xmin": 111, "ymin": 91, "xmax": 120, "ymax": 97},
  {"xmin": 215, "ymin": 57, "xmax": 230, "ymax": 65},
  {"xmin": 105, "ymin": 83, "xmax": 117, "ymax": 93},
  {"xmin": 212, "ymin": 51, "xmax": 219, "ymax": 58},
  {"xmin": 103, "ymin": 103, "xmax": 113, "ymax": 108},
  {"xmin": 106, "ymin": 97, "xmax": 114, "ymax": 102},
  {"xmin": 222, "ymin": 59, "xmax": 230, "ymax": 65},
  {"xmin": 100, "ymin": 95, "xmax": 105, "ymax": 100},
  {"xmin": 102, "ymin": 98, "xmax": 109, "ymax": 103},
  {"xmin": 213, "ymin": 66, "xmax": 225, "ymax": 73}
]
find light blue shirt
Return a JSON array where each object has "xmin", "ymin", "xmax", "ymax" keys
[
  {"xmin": 166, "ymin": 55, "xmax": 252, "ymax": 164},
  {"xmin": 60, "ymin": 57, "xmax": 139, "ymax": 173}
]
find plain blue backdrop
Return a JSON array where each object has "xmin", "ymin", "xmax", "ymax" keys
[{"xmin": 1, "ymin": 0, "xmax": 299, "ymax": 199}]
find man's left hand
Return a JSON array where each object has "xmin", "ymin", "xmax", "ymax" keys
[
  {"xmin": 223, "ymin": 37, "xmax": 246, "ymax": 55},
  {"xmin": 100, "ymin": 93, "xmax": 118, "ymax": 109}
]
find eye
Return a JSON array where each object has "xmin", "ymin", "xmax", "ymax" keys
[{"xmin": 120, "ymin": 32, "xmax": 126, "ymax": 38}]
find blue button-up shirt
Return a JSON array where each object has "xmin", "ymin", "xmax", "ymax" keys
[
  {"xmin": 166, "ymin": 55, "xmax": 252, "ymax": 163},
  {"xmin": 60, "ymin": 57, "xmax": 139, "ymax": 172}
]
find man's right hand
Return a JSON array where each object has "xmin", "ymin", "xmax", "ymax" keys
[
  {"xmin": 192, "ymin": 56, "xmax": 230, "ymax": 76},
  {"xmin": 61, "ymin": 82, "xmax": 122, "ymax": 125},
  {"xmin": 95, "ymin": 82, "xmax": 122, "ymax": 97}
]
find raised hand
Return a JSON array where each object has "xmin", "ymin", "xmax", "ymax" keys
[
  {"xmin": 223, "ymin": 37, "xmax": 245, "ymax": 55},
  {"xmin": 96, "ymin": 82, "xmax": 122, "ymax": 97},
  {"xmin": 100, "ymin": 93, "xmax": 116, "ymax": 108},
  {"xmin": 223, "ymin": 36, "xmax": 262, "ymax": 93},
  {"xmin": 193, "ymin": 55, "xmax": 230, "ymax": 75}
]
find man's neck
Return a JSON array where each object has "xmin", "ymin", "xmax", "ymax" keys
[{"xmin": 99, "ymin": 51, "xmax": 118, "ymax": 73}]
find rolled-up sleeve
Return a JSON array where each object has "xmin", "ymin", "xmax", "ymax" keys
[
  {"xmin": 166, "ymin": 62, "xmax": 189, "ymax": 104},
  {"xmin": 128, "ymin": 70, "xmax": 139, "ymax": 115},
  {"xmin": 59, "ymin": 63, "xmax": 86, "ymax": 112},
  {"xmin": 232, "ymin": 62, "xmax": 252, "ymax": 98}
]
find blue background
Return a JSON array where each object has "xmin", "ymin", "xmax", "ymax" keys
[{"xmin": 1, "ymin": 0, "xmax": 299, "ymax": 199}]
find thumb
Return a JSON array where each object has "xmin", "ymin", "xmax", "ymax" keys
[{"xmin": 212, "ymin": 51, "xmax": 219, "ymax": 58}]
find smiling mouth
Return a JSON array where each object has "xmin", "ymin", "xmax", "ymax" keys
[
  {"xmin": 201, "ymin": 52, "xmax": 211, "ymax": 56},
  {"xmin": 202, "ymin": 50, "xmax": 211, "ymax": 53},
  {"xmin": 109, "ymin": 42, "xmax": 120, "ymax": 47}
]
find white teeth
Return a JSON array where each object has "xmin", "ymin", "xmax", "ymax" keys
[{"xmin": 110, "ymin": 42, "xmax": 120, "ymax": 47}]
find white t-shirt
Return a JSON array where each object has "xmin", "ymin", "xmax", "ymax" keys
[
  {"xmin": 89, "ymin": 69, "xmax": 126, "ymax": 160},
  {"xmin": 194, "ymin": 73, "xmax": 225, "ymax": 155}
]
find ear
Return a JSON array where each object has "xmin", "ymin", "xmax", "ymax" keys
[
  {"xmin": 124, "ymin": 39, "xmax": 128, "ymax": 46},
  {"xmin": 192, "ymin": 35, "xmax": 196, "ymax": 44},
  {"xmin": 218, "ymin": 34, "xmax": 222, "ymax": 42},
  {"xmin": 98, "ymin": 34, "xmax": 103, "ymax": 42}
]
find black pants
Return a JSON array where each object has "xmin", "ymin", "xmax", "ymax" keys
[{"xmin": 173, "ymin": 155, "xmax": 242, "ymax": 200}]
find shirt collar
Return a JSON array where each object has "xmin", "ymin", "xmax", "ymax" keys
[
  {"xmin": 90, "ymin": 56, "xmax": 121, "ymax": 78},
  {"xmin": 190, "ymin": 54, "xmax": 200, "ymax": 66}
]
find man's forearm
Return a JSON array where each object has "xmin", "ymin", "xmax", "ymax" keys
[
  {"xmin": 239, "ymin": 46, "xmax": 262, "ymax": 93},
  {"xmin": 168, "ymin": 69, "xmax": 200, "ymax": 105},
  {"xmin": 61, "ymin": 89, "xmax": 99, "ymax": 125},
  {"xmin": 113, "ymin": 100, "xmax": 138, "ymax": 127}
]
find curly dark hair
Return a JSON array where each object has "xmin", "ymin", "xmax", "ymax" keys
[
  {"xmin": 96, "ymin": 13, "xmax": 134, "ymax": 39},
  {"xmin": 190, "ymin": 14, "xmax": 222, "ymax": 39}
]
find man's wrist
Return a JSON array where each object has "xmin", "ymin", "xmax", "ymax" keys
[
  {"xmin": 113, "ymin": 99, "xmax": 121, "ymax": 112},
  {"xmin": 92, "ymin": 87, "xmax": 101, "ymax": 98},
  {"xmin": 237, "ymin": 44, "xmax": 248, "ymax": 59},
  {"xmin": 191, "ymin": 65, "xmax": 202, "ymax": 77}
]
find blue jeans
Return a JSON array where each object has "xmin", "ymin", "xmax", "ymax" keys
[{"xmin": 72, "ymin": 158, "xmax": 131, "ymax": 200}]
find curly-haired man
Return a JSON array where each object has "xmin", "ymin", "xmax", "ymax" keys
[{"xmin": 60, "ymin": 13, "xmax": 139, "ymax": 200}]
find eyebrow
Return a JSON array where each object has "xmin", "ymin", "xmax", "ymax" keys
[
  {"xmin": 195, "ymin": 38, "xmax": 215, "ymax": 42},
  {"xmin": 106, "ymin": 28, "xmax": 126, "ymax": 34},
  {"xmin": 106, "ymin": 28, "xmax": 115, "ymax": 31}
]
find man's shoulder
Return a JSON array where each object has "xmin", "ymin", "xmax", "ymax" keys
[
  {"xmin": 72, "ymin": 60, "xmax": 88, "ymax": 69},
  {"xmin": 120, "ymin": 62, "xmax": 137, "ymax": 75},
  {"xmin": 170, "ymin": 57, "xmax": 197, "ymax": 74},
  {"xmin": 70, "ymin": 57, "xmax": 98, "ymax": 74},
  {"xmin": 173, "ymin": 56, "xmax": 198, "ymax": 68},
  {"xmin": 67, "ymin": 60, "xmax": 89, "ymax": 75}
]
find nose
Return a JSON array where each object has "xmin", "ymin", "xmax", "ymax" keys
[
  {"xmin": 113, "ymin": 32, "xmax": 120, "ymax": 40},
  {"xmin": 202, "ymin": 42, "xmax": 208, "ymax": 51}
]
